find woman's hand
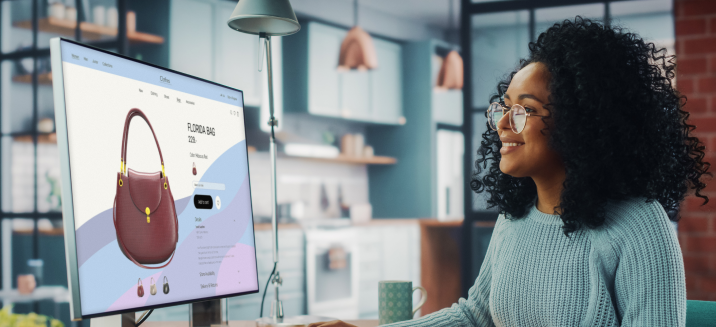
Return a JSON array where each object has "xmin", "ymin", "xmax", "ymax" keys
[{"xmin": 307, "ymin": 320, "xmax": 358, "ymax": 327}]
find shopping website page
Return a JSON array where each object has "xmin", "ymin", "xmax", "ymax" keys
[{"xmin": 58, "ymin": 41, "xmax": 258, "ymax": 316}]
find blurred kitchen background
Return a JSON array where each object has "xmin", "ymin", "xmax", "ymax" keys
[{"xmin": 0, "ymin": 0, "xmax": 691, "ymax": 325}]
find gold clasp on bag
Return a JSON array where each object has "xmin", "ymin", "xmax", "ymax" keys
[
  {"xmin": 146, "ymin": 207, "xmax": 150, "ymax": 223},
  {"xmin": 119, "ymin": 160, "xmax": 124, "ymax": 187},
  {"xmin": 162, "ymin": 164, "xmax": 168, "ymax": 189}
]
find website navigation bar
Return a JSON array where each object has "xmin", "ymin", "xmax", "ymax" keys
[{"xmin": 61, "ymin": 41, "xmax": 242, "ymax": 107}]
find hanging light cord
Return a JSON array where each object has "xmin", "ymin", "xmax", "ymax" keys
[
  {"xmin": 449, "ymin": 0, "xmax": 456, "ymax": 47},
  {"xmin": 354, "ymin": 0, "xmax": 358, "ymax": 27}
]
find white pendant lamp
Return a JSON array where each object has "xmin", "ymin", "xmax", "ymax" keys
[{"xmin": 337, "ymin": 0, "xmax": 378, "ymax": 71}]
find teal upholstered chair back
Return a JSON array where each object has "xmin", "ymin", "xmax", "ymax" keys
[{"xmin": 687, "ymin": 300, "xmax": 716, "ymax": 327}]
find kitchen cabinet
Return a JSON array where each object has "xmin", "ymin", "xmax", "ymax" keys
[
  {"xmin": 430, "ymin": 52, "xmax": 463, "ymax": 126},
  {"xmin": 367, "ymin": 40, "xmax": 464, "ymax": 219},
  {"xmin": 371, "ymin": 39, "xmax": 403, "ymax": 124},
  {"xmin": 355, "ymin": 223, "xmax": 420, "ymax": 319},
  {"xmin": 340, "ymin": 71, "xmax": 371, "ymax": 121},
  {"xmin": 227, "ymin": 227, "xmax": 305, "ymax": 320},
  {"xmin": 437, "ymin": 130, "xmax": 464, "ymax": 220},
  {"xmin": 224, "ymin": 222, "xmax": 420, "ymax": 320},
  {"xmin": 284, "ymin": 21, "xmax": 404, "ymax": 125},
  {"xmin": 307, "ymin": 22, "xmax": 342, "ymax": 117},
  {"xmin": 169, "ymin": 0, "xmax": 279, "ymax": 109},
  {"xmin": 169, "ymin": 0, "xmax": 213, "ymax": 80},
  {"xmin": 213, "ymin": 2, "xmax": 262, "ymax": 107},
  {"xmin": 433, "ymin": 90, "xmax": 463, "ymax": 126}
]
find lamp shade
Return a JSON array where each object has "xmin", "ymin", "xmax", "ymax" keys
[
  {"xmin": 227, "ymin": 0, "xmax": 300, "ymax": 36},
  {"xmin": 436, "ymin": 50, "xmax": 463, "ymax": 89},
  {"xmin": 338, "ymin": 26, "xmax": 378, "ymax": 71}
]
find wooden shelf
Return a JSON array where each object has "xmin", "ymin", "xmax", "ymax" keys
[
  {"xmin": 282, "ymin": 153, "xmax": 397, "ymax": 165},
  {"xmin": 12, "ymin": 72, "xmax": 52, "ymax": 85},
  {"xmin": 13, "ymin": 133, "xmax": 57, "ymax": 144},
  {"xmin": 13, "ymin": 17, "xmax": 163, "ymax": 44}
]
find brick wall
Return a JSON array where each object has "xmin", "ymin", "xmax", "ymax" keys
[{"xmin": 675, "ymin": 0, "xmax": 716, "ymax": 301}]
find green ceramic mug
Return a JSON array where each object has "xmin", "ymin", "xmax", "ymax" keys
[{"xmin": 379, "ymin": 280, "xmax": 428, "ymax": 325}]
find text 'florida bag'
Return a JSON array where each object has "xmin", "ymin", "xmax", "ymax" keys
[{"xmin": 114, "ymin": 108, "xmax": 178, "ymax": 269}]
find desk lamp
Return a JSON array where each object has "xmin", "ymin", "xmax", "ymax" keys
[{"xmin": 226, "ymin": 0, "xmax": 299, "ymax": 325}]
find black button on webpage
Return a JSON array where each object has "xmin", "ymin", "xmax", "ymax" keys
[{"xmin": 194, "ymin": 195, "xmax": 213, "ymax": 209}]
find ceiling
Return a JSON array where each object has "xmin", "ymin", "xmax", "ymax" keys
[
  {"xmin": 355, "ymin": 0, "xmax": 460, "ymax": 30},
  {"xmin": 330, "ymin": 0, "xmax": 671, "ymax": 30}
]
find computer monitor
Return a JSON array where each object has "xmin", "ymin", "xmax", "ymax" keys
[{"xmin": 49, "ymin": 38, "xmax": 259, "ymax": 321}]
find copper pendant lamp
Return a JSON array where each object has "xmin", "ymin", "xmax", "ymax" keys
[
  {"xmin": 337, "ymin": 0, "xmax": 378, "ymax": 71},
  {"xmin": 436, "ymin": 50, "xmax": 463, "ymax": 89},
  {"xmin": 436, "ymin": 0, "xmax": 463, "ymax": 89}
]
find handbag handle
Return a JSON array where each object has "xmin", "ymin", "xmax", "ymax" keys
[
  {"xmin": 164, "ymin": 276, "xmax": 168, "ymax": 284},
  {"xmin": 151, "ymin": 277, "xmax": 155, "ymax": 285},
  {"xmin": 138, "ymin": 278, "xmax": 142, "ymax": 286},
  {"xmin": 119, "ymin": 108, "xmax": 166, "ymax": 177}
]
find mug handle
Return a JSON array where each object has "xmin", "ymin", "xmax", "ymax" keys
[{"xmin": 412, "ymin": 286, "xmax": 428, "ymax": 316}]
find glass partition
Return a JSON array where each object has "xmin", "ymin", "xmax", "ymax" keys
[
  {"xmin": 1, "ymin": 59, "xmax": 35, "ymax": 134},
  {"xmin": 610, "ymin": 0, "xmax": 674, "ymax": 55},
  {"xmin": 37, "ymin": 0, "xmax": 79, "ymax": 50},
  {"xmin": 1, "ymin": 136, "xmax": 36, "ymax": 213},
  {"xmin": 534, "ymin": 3, "xmax": 605, "ymax": 39},
  {"xmin": 1, "ymin": 0, "xmax": 34, "ymax": 54},
  {"xmin": 471, "ymin": 10, "xmax": 529, "ymax": 109}
]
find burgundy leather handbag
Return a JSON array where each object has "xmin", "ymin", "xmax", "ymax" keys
[
  {"xmin": 137, "ymin": 278, "xmax": 144, "ymax": 297},
  {"xmin": 114, "ymin": 108, "xmax": 178, "ymax": 269}
]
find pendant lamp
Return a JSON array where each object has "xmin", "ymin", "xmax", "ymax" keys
[
  {"xmin": 436, "ymin": 50, "xmax": 463, "ymax": 89},
  {"xmin": 436, "ymin": 0, "xmax": 463, "ymax": 89},
  {"xmin": 337, "ymin": 0, "xmax": 378, "ymax": 71}
]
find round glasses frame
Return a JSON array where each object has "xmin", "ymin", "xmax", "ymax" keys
[{"xmin": 487, "ymin": 102, "xmax": 548, "ymax": 134}]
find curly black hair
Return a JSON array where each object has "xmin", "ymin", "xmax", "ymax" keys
[{"xmin": 471, "ymin": 16, "xmax": 712, "ymax": 236}]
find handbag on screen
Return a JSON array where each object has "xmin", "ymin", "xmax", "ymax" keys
[
  {"xmin": 163, "ymin": 276, "xmax": 170, "ymax": 294},
  {"xmin": 150, "ymin": 277, "xmax": 157, "ymax": 295},
  {"xmin": 137, "ymin": 278, "xmax": 144, "ymax": 297},
  {"xmin": 114, "ymin": 108, "xmax": 178, "ymax": 269},
  {"xmin": 192, "ymin": 162, "xmax": 197, "ymax": 175}
]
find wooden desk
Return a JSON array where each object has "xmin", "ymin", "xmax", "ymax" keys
[{"xmin": 143, "ymin": 320, "xmax": 378, "ymax": 327}]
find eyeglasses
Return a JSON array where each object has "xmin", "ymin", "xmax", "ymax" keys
[{"xmin": 487, "ymin": 102, "xmax": 548, "ymax": 134}]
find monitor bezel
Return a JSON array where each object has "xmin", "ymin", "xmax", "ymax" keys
[{"xmin": 50, "ymin": 37, "xmax": 259, "ymax": 321}]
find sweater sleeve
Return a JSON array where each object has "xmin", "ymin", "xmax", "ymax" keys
[
  {"xmin": 381, "ymin": 215, "xmax": 505, "ymax": 327},
  {"xmin": 613, "ymin": 201, "xmax": 686, "ymax": 327}
]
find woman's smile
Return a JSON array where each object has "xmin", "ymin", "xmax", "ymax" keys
[{"xmin": 500, "ymin": 142, "xmax": 525, "ymax": 155}]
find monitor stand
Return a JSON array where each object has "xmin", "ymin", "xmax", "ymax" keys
[
  {"xmin": 90, "ymin": 299, "xmax": 227, "ymax": 327},
  {"xmin": 90, "ymin": 313, "xmax": 135, "ymax": 327},
  {"xmin": 191, "ymin": 299, "xmax": 227, "ymax": 327}
]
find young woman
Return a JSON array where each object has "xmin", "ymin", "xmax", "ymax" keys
[{"xmin": 309, "ymin": 16, "xmax": 711, "ymax": 327}]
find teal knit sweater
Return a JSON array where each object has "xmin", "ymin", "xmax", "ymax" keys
[{"xmin": 386, "ymin": 197, "xmax": 686, "ymax": 326}]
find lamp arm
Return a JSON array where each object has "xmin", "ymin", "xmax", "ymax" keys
[{"xmin": 260, "ymin": 33, "xmax": 279, "ymax": 266}]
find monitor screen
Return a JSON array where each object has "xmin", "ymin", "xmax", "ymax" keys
[{"xmin": 50, "ymin": 38, "xmax": 259, "ymax": 319}]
